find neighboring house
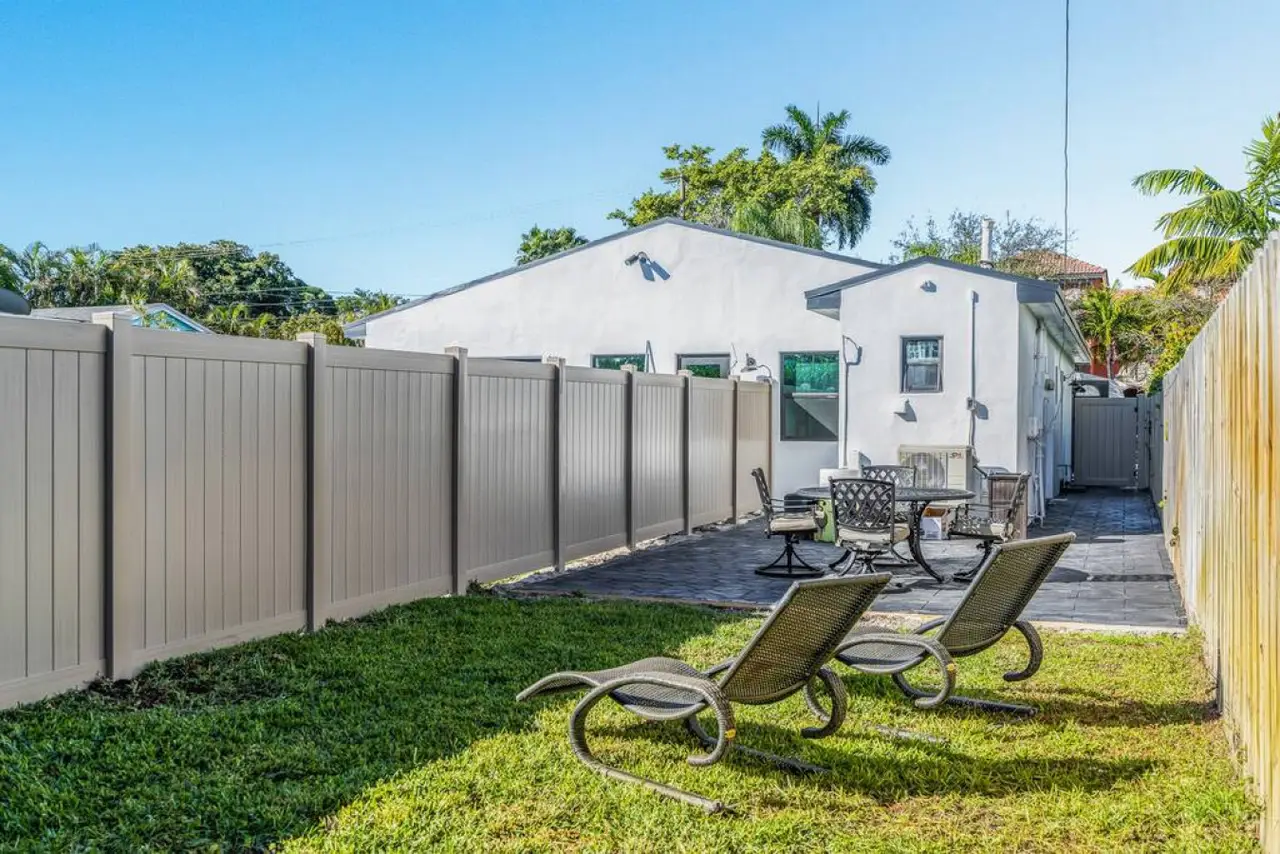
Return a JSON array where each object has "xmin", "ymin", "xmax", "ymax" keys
[
  {"xmin": 804, "ymin": 257, "xmax": 1089, "ymax": 516},
  {"xmin": 1008, "ymin": 250, "xmax": 1109, "ymax": 300},
  {"xmin": 347, "ymin": 218, "xmax": 883, "ymax": 493},
  {"xmin": 28, "ymin": 303, "xmax": 212, "ymax": 333}
]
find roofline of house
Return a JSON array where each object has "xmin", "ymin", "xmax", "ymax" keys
[
  {"xmin": 804, "ymin": 255, "xmax": 1090, "ymax": 361},
  {"xmin": 344, "ymin": 217, "xmax": 884, "ymax": 337}
]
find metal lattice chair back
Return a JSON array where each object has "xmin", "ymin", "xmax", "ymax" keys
[
  {"xmin": 861, "ymin": 464, "xmax": 917, "ymax": 490},
  {"xmin": 829, "ymin": 478, "xmax": 896, "ymax": 534},
  {"xmin": 935, "ymin": 533, "xmax": 1075, "ymax": 655},
  {"xmin": 751, "ymin": 467, "xmax": 773, "ymax": 519},
  {"xmin": 718, "ymin": 573, "xmax": 891, "ymax": 704},
  {"xmin": 988, "ymin": 472, "xmax": 1029, "ymax": 531}
]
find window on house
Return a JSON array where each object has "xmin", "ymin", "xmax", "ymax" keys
[
  {"xmin": 780, "ymin": 352, "xmax": 839, "ymax": 442},
  {"xmin": 677, "ymin": 353, "xmax": 730, "ymax": 378},
  {"xmin": 902, "ymin": 337, "xmax": 943, "ymax": 393},
  {"xmin": 592, "ymin": 354, "xmax": 646, "ymax": 371}
]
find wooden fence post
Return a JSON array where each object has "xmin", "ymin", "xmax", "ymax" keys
[
  {"xmin": 446, "ymin": 346, "xmax": 469, "ymax": 594},
  {"xmin": 679, "ymin": 369, "xmax": 693, "ymax": 535},
  {"xmin": 296, "ymin": 333, "xmax": 329, "ymax": 631},
  {"xmin": 544, "ymin": 356, "xmax": 567, "ymax": 571},
  {"xmin": 92, "ymin": 312, "xmax": 139, "ymax": 680},
  {"xmin": 621, "ymin": 364, "xmax": 638, "ymax": 549}
]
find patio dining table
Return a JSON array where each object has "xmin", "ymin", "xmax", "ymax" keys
[{"xmin": 792, "ymin": 485, "xmax": 975, "ymax": 583}]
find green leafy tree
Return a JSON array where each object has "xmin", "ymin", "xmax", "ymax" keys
[
  {"xmin": 1075, "ymin": 287, "xmax": 1150, "ymax": 383},
  {"xmin": 761, "ymin": 105, "xmax": 890, "ymax": 248},
  {"xmin": 276, "ymin": 311, "xmax": 358, "ymax": 346},
  {"xmin": 515, "ymin": 225, "xmax": 589, "ymax": 265},
  {"xmin": 891, "ymin": 211, "xmax": 1064, "ymax": 270},
  {"xmin": 1128, "ymin": 113, "xmax": 1280, "ymax": 291},
  {"xmin": 333, "ymin": 288, "xmax": 406, "ymax": 317},
  {"xmin": 730, "ymin": 201, "xmax": 821, "ymax": 248}
]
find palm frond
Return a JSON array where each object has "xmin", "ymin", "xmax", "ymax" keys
[
  {"xmin": 839, "ymin": 134, "xmax": 891, "ymax": 165},
  {"xmin": 762, "ymin": 124, "xmax": 804, "ymax": 159},
  {"xmin": 1156, "ymin": 189, "xmax": 1261, "ymax": 239},
  {"xmin": 1132, "ymin": 168, "xmax": 1224, "ymax": 197}
]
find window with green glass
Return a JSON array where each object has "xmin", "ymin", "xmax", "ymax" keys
[
  {"xmin": 677, "ymin": 353, "xmax": 730, "ymax": 378},
  {"xmin": 592, "ymin": 354, "xmax": 646, "ymax": 371},
  {"xmin": 780, "ymin": 352, "xmax": 839, "ymax": 442}
]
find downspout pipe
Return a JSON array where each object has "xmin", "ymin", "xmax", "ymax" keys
[{"xmin": 967, "ymin": 289, "xmax": 979, "ymax": 449}]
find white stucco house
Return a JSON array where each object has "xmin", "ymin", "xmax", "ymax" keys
[
  {"xmin": 348, "ymin": 218, "xmax": 883, "ymax": 493},
  {"xmin": 804, "ymin": 257, "xmax": 1089, "ymax": 518},
  {"xmin": 349, "ymin": 218, "xmax": 1088, "ymax": 510}
]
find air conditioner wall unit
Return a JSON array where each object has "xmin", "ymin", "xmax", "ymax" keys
[{"xmin": 898, "ymin": 445, "xmax": 980, "ymax": 496}]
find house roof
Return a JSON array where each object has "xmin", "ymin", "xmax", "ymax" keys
[
  {"xmin": 1007, "ymin": 250, "xmax": 1109, "ymax": 283},
  {"xmin": 29, "ymin": 303, "xmax": 212, "ymax": 333},
  {"xmin": 344, "ymin": 217, "xmax": 884, "ymax": 337},
  {"xmin": 804, "ymin": 256, "xmax": 1090, "ymax": 362}
]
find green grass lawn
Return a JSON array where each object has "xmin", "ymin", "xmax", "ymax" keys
[{"xmin": 0, "ymin": 594, "xmax": 1258, "ymax": 852}]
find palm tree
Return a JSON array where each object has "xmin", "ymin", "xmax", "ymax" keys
[
  {"xmin": 1076, "ymin": 287, "xmax": 1149, "ymax": 383},
  {"xmin": 1128, "ymin": 113, "xmax": 1280, "ymax": 290},
  {"xmin": 762, "ymin": 105, "xmax": 890, "ymax": 248},
  {"xmin": 730, "ymin": 201, "xmax": 822, "ymax": 248}
]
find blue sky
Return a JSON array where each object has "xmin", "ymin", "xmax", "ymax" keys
[{"xmin": 3, "ymin": 0, "xmax": 1276, "ymax": 298}]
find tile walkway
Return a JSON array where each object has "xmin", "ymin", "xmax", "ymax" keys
[{"xmin": 505, "ymin": 489, "xmax": 1185, "ymax": 629}]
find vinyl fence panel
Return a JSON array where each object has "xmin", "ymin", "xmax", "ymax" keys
[
  {"xmin": 632, "ymin": 373, "xmax": 686, "ymax": 541},
  {"xmin": 563, "ymin": 366, "xmax": 628, "ymax": 561},
  {"xmin": 735, "ymin": 380, "xmax": 771, "ymax": 513},
  {"xmin": 461, "ymin": 359, "xmax": 556, "ymax": 584},
  {"xmin": 315, "ymin": 344, "xmax": 456, "ymax": 623},
  {"xmin": 687, "ymin": 377, "xmax": 735, "ymax": 527},
  {"xmin": 0, "ymin": 317, "xmax": 106, "ymax": 707},
  {"xmin": 1162, "ymin": 232, "xmax": 1280, "ymax": 850},
  {"xmin": 113, "ymin": 325, "xmax": 309, "ymax": 676}
]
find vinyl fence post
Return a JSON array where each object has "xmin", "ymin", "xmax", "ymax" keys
[
  {"xmin": 447, "ymin": 346, "xmax": 469, "ymax": 595},
  {"xmin": 296, "ymin": 333, "xmax": 329, "ymax": 631},
  {"xmin": 92, "ymin": 312, "xmax": 139, "ymax": 680},
  {"xmin": 544, "ymin": 356, "xmax": 567, "ymax": 571},
  {"xmin": 730, "ymin": 378, "xmax": 740, "ymax": 522},
  {"xmin": 679, "ymin": 369, "xmax": 693, "ymax": 536},
  {"xmin": 621, "ymin": 364, "xmax": 638, "ymax": 549}
]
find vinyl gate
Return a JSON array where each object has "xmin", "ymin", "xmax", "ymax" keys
[{"xmin": 1073, "ymin": 396, "xmax": 1152, "ymax": 489}]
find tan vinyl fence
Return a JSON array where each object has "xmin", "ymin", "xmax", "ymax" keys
[
  {"xmin": 1160, "ymin": 232, "xmax": 1279, "ymax": 850},
  {"xmin": 0, "ymin": 320, "xmax": 772, "ymax": 708}
]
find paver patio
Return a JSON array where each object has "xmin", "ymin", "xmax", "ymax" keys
[{"xmin": 507, "ymin": 489, "xmax": 1185, "ymax": 629}]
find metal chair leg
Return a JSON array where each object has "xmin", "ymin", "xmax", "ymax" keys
[{"xmin": 755, "ymin": 535, "xmax": 823, "ymax": 578}]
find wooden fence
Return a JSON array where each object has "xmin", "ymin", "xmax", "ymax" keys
[
  {"xmin": 1160, "ymin": 232, "xmax": 1279, "ymax": 850},
  {"xmin": 0, "ymin": 318, "xmax": 771, "ymax": 708}
]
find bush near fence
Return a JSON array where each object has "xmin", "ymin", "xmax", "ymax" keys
[
  {"xmin": 1160, "ymin": 232, "xmax": 1280, "ymax": 851},
  {"xmin": 0, "ymin": 315, "xmax": 771, "ymax": 708}
]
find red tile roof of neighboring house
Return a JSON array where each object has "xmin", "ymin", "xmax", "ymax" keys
[{"xmin": 1010, "ymin": 250, "xmax": 1109, "ymax": 284}]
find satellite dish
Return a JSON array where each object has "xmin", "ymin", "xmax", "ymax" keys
[{"xmin": 0, "ymin": 289, "xmax": 31, "ymax": 316}]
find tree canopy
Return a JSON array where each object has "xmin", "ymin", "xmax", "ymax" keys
[
  {"xmin": 1128, "ymin": 113, "xmax": 1280, "ymax": 290},
  {"xmin": 516, "ymin": 225, "xmax": 589, "ymax": 265},
  {"xmin": 0, "ymin": 239, "xmax": 405, "ymax": 344},
  {"xmin": 609, "ymin": 105, "xmax": 890, "ymax": 250},
  {"xmin": 891, "ymin": 210, "xmax": 1064, "ymax": 271}
]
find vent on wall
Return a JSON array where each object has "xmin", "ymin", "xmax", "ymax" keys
[{"xmin": 898, "ymin": 445, "xmax": 980, "ymax": 495}]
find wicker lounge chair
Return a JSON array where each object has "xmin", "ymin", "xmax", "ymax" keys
[
  {"xmin": 948, "ymin": 472, "xmax": 1030, "ymax": 583},
  {"xmin": 517, "ymin": 572, "xmax": 892, "ymax": 812},
  {"xmin": 833, "ymin": 533, "xmax": 1075, "ymax": 715},
  {"xmin": 751, "ymin": 467, "xmax": 823, "ymax": 578}
]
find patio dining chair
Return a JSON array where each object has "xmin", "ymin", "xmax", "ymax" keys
[
  {"xmin": 832, "ymin": 532, "xmax": 1075, "ymax": 715},
  {"xmin": 751, "ymin": 467, "xmax": 823, "ymax": 578},
  {"xmin": 860, "ymin": 464, "xmax": 918, "ymax": 564},
  {"xmin": 517, "ymin": 572, "xmax": 893, "ymax": 812},
  {"xmin": 948, "ymin": 472, "xmax": 1030, "ymax": 583},
  {"xmin": 828, "ymin": 477, "xmax": 910, "ymax": 577}
]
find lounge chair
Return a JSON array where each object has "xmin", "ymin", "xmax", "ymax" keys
[
  {"xmin": 833, "ymin": 533, "xmax": 1075, "ymax": 715},
  {"xmin": 517, "ymin": 572, "xmax": 893, "ymax": 812}
]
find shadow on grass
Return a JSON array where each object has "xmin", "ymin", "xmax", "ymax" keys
[
  {"xmin": 599, "ymin": 716, "xmax": 1157, "ymax": 802},
  {"xmin": 0, "ymin": 594, "xmax": 739, "ymax": 851}
]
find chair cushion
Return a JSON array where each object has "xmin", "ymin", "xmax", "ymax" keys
[
  {"xmin": 836, "ymin": 523, "xmax": 909, "ymax": 546},
  {"xmin": 952, "ymin": 518, "xmax": 1012, "ymax": 539},
  {"xmin": 770, "ymin": 513, "xmax": 818, "ymax": 533}
]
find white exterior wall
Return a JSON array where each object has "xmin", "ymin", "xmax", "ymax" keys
[
  {"xmin": 363, "ymin": 222, "xmax": 879, "ymax": 494},
  {"xmin": 835, "ymin": 263, "xmax": 1024, "ymax": 473},
  {"xmin": 1017, "ymin": 306, "xmax": 1077, "ymax": 507}
]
